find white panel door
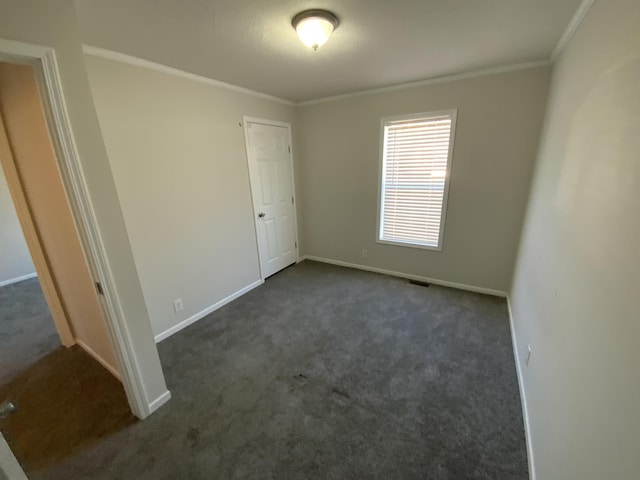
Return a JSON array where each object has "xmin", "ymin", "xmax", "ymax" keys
[{"xmin": 245, "ymin": 120, "xmax": 297, "ymax": 278}]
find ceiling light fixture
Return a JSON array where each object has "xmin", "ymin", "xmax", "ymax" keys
[{"xmin": 292, "ymin": 9, "xmax": 339, "ymax": 51}]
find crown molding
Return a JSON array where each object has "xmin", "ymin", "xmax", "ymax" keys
[
  {"xmin": 82, "ymin": 45, "xmax": 295, "ymax": 106},
  {"xmin": 297, "ymin": 60, "xmax": 550, "ymax": 107},
  {"xmin": 550, "ymin": 0, "xmax": 595, "ymax": 62},
  {"xmin": 84, "ymin": 11, "xmax": 589, "ymax": 111}
]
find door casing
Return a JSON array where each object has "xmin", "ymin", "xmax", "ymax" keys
[{"xmin": 0, "ymin": 37, "xmax": 164, "ymax": 419}]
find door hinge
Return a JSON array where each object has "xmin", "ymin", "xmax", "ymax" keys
[
  {"xmin": 288, "ymin": 145, "xmax": 291, "ymax": 153},
  {"xmin": 292, "ymin": 196, "xmax": 294, "ymax": 204},
  {"xmin": 295, "ymin": 242, "xmax": 297, "ymax": 249},
  {"xmin": 95, "ymin": 281, "xmax": 104, "ymax": 296}
]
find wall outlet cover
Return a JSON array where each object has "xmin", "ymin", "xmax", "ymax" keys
[{"xmin": 173, "ymin": 298, "xmax": 183, "ymax": 313}]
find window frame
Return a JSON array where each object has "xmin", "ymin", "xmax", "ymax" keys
[{"xmin": 376, "ymin": 109, "xmax": 458, "ymax": 252}]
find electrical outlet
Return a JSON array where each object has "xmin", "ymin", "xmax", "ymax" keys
[
  {"xmin": 173, "ymin": 298, "xmax": 183, "ymax": 313},
  {"xmin": 526, "ymin": 345, "xmax": 532, "ymax": 366},
  {"xmin": 362, "ymin": 249, "xmax": 368, "ymax": 258}
]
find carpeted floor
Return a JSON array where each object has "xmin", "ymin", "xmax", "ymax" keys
[
  {"xmin": 0, "ymin": 278, "xmax": 135, "ymax": 474},
  {"xmin": 0, "ymin": 346, "xmax": 136, "ymax": 473},
  {"xmin": 37, "ymin": 260, "xmax": 528, "ymax": 479},
  {"xmin": 0, "ymin": 278, "xmax": 60, "ymax": 386}
]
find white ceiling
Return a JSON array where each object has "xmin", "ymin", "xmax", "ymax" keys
[{"xmin": 75, "ymin": 0, "xmax": 583, "ymax": 103}]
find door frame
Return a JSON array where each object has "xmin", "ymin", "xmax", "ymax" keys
[
  {"xmin": 0, "ymin": 112, "xmax": 75, "ymax": 347},
  {"xmin": 242, "ymin": 116, "xmax": 299, "ymax": 281},
  {"xmin": 0, "ymin": 38, "xmax": 152, "ymax": 419}
]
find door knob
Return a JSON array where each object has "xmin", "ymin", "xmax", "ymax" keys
[{"xmin": 258, "ymin": 212, "xmax": 266, "ymax": 218}]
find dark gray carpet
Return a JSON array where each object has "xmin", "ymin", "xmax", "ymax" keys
[
  {"xmin": 37, "ymin": 260, "xmax": 527, "ymax": 479},
  {"xmin": 0, "ymin": 278, "xmax": 60, "ymax": 386}
]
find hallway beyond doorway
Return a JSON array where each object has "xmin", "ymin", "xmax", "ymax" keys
[{"xmin": 0, "ymin": 278, "xmax": 59, "ymax": 386}]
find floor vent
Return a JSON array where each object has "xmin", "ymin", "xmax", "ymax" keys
[{"xmin": 408, "ymin": 279, "xmax": 430, "ymax": 288}]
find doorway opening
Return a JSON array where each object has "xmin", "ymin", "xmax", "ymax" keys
[
  {"xmin": 0, "ymin": 60, "xmax": 135, "ymax": 474},
  {"xmin": 0, "ymin": 36, "xmax": 169, "ymax": 426}
]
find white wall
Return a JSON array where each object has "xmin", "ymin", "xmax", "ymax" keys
[
  {"xmin": 1, "ymin": 0, "xmax": 168, "ymax": 413},
  {"xmin": 510, "ymin": 1, "xmax": 640, "ymax": 478},
  {"xmin": 296, "ymin": 67, "xmax": 550, "ymax": 293},
  {"xmin": 0, "ymin": 166, "xmax": 35, "ymax": 286},
  {"xmin": 84, "ymin": 54, "xmax": 296, "ymax": 339}
]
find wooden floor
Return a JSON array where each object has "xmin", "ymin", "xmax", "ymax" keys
[{"xmin": 0, "ymin": 345, "xmax": 136, "ymax": 473}]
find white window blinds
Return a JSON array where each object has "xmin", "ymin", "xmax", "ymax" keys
[{"xmin": 379, "ymin": 111, "xmax": 455, "ymax": 249}]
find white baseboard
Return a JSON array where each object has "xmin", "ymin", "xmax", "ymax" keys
[
  {"xmin": 301, "ymin": 255, "xmax": 507, "ymax": 297},
  {"xmin": 154, "ymin": 279, "xmax": 264, "ymax": 343},
  {"xmin": 76, "ymin": 338, "xmax": 122, "ymax": 381},
  {"xmin": 77, "ymin": 338, "xmax": 173, "ymax": 417},
  {"xmin": 0, "ymin": 272, "xmax": 37, "ymax": 288},
  {"xmin": 507, "ymin": 296, "xmax": 536, "ymax": 480},
  {"xmin": 148, "ymin": 390, "xmax": 172, "ymax": 414}
]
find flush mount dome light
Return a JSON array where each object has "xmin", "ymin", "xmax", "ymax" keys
[{"xmin": 292, "ymin": 9, "xmax": 339, "ymax": 50}]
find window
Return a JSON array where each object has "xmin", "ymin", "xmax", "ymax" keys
[{"xmin": 377, "ymin": 110, "xmax": 456, "ymax": 250}]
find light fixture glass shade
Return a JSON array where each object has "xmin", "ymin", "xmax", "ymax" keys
[{"xmin": 292, "ymin": 10, "xmax": 339, "ymax": 50}]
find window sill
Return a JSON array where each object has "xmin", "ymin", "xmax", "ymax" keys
[{"xmin": 376, "ymin": 238, "xmax": 443, "ymax": 252}]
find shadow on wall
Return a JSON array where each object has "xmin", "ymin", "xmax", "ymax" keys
[{"xmin": 556, "ymin": 55, "xmax": 640, "ymax": 268}]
